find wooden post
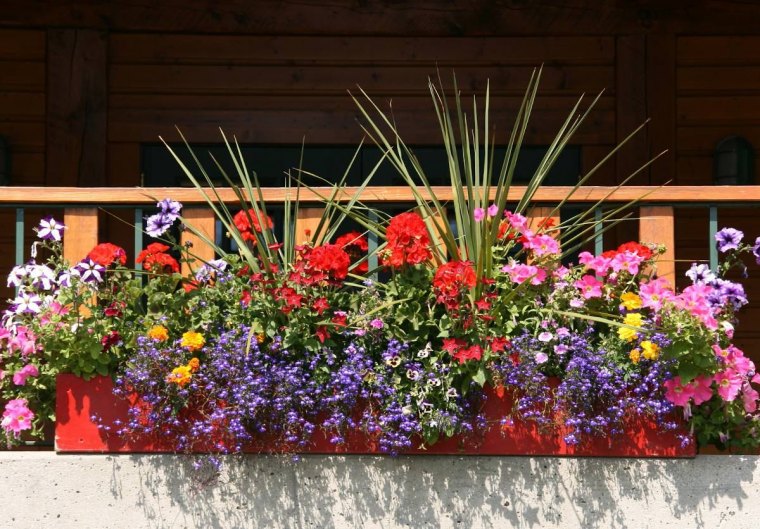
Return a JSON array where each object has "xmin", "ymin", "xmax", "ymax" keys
[
  {"xmin": 180, "ymin": 208, "xmax": 216, "ymax": 276},
  {"xmin": 527, "ymin": 206, "xmax": 561, "ymax": 237},
  {"xmin": 639, "ymin": 206, "xmax": 675, "ymax": 282},
  {"xmin": 63, "ymin": 208, "xmax": 99, "ymax": 264},
  {"xmin": 296, "ymin": 208, "xmax": 325, "ymax": 245}
]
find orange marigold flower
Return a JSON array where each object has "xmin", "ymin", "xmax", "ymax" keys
[
  {"xmin": 187, "ymin": 357, "xmax": 200, "ymax": 373},
  {"xmin": 167, "ymin": 365, "xmax": 192, "ymax": 387},
  {"xmin": 181, "ymin": 331, "xmax": 205, "ymax": 351},
  {"xmin": 147, "ymin": 325, "xmax": 169, "ymax": 342}
]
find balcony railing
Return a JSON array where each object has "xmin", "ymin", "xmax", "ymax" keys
[{"xmin": 3, "ymin": 185, "xmax": 760, "ymax": 281}]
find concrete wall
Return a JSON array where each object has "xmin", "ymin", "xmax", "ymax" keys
[{"xmin": 0, "ymin": 453, "xmax": 758, "ymax": 528}]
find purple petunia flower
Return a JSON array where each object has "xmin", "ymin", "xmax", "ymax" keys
[
  {"xmin": 685, "ymin": 263, "xmax": 716, "ymax": 285},
  {"xmin": 7, "ymin": 265, "xmax": 28, "ymax": 288},
  {"xmin": 753, "ymin": 237, "xmax": 760, "ymax": 265},
  {"xmin": 145, "ymin": 213, "xmax": 174, "ymax": 238},
  {"xmin": 157, "ymin": 198, "xmax": 182, "ymax": 218},
  {"xmin": 35, "ymin": 216, "xmax": 66, "ymax": 242},
  {"xmin": 715, "ymin": 227, "xmax": 743, "ymax": 253},
  {"xmin": 74, "ymin": 259, "xmax": 105, "ymax": 284},
  {"xmin": 11, "ymin": 291, "xmax": 42, "ymax": 314}
]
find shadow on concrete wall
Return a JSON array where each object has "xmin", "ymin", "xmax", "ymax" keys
[{"xmin": 119, "ymin": 454, "xmax": 758, "ymax": 528}]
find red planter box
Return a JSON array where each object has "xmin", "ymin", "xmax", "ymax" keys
[{"xmin": 55, "ymin": 374, "xmax": 696, "ymax": 457}]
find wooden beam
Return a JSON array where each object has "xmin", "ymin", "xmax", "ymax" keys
[
  {"xmin": 2, "ymin": 185, "xmax": 756, "ymax": 205},
  {"xmin": 295, "ymin": 208, "xmax": 325, "ymax": 245},
  {"xmin": 180, "ymin": 208, "xmax": 216, "ymax": 276},
  {"xmin": 46, "ymin": 29, "xmax": 107, "ymax": 186},
  {"xmin": 639, "ymin": 206, "xmax": 675, "ymax": 282},
  {"xmin": 62, "ymin": 207, "xmax": 98, "ymax": 264},
  {"xmin": 4, "ymin": 1, "xmax": 760, "ymax": 35},
  {"xmin": 646, "ymin": 34, "xmax": 676, "ymax": 186},
  {"xmin": 616, "ymin": 35, "xmax": 649, "ymax": 185}
]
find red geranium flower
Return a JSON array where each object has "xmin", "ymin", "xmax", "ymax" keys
[
  {"xmin": 306, "ymin": 244, "xmax": 351, "ymax": 282},
  {"xmin": 335, "ymin": 231, "xmax": 369, "ymax": 274},
  {"xmin": 617, "ymin": 241, "xmax": 653, "ymax": 260},
  {"xmin": 432, "ymin": 260, "xmax": 477, "ymax": 310},
  {"xmin": 233, "ymin": 209, "xmax": 274, "ymax": 242},
  {"xmin": 136, "ymin": 243, "xmax": 179, "ymax": 274},
  {"xmin": 88, "ymin": 243, "xmax": 127, "ymax": 267},
  {"xmin": 451, "ymin": 344, "xmax": 482, "ymax": 364},
  {"xmin": 383, "ymin": 212, "xmax": 432, "ymax": 268},
  {"xmin": 101, "ymin": 330, "xmax": 121, "ymax": 352}
]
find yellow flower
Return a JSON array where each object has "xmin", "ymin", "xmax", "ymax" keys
[
  {"xmin": 147, "ymin": 325, "xmax": 169, "ymax": 342},
  {"xmin": 187, "ymin": 357, "xmax": 200, "ymax": 373},
  {"xmin": 167, "ymin": 365, "xmax": 192, "ymax": 387},
  {"xmin": 620, "ymin": 292, "xmax": 642, "ymax": 311},
  {"xmin": 629, "ymin": 349, "xmax": 641, "ymax": 364},
  {"xmin": 618, "ymin": 312, "xmax": 643, "ymax": 342},
  {"xmin": 181, "ymin": 331, "xmax": 205, "ymax": 351},
  {"xmin": 640, "ymin": 340, "xmax": 660, "ymax": 361},
  {"xmin": 255, "ymin": 333, "xmax": 265, "ymax": 344}
]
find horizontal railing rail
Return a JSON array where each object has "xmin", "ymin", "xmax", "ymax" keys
[{"xmin": 3, "ymin": 185, "xmax": 759, "ymax": 280}]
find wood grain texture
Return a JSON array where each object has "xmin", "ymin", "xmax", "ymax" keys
[
  {"xmin": 180, "ymin": 208, "xmax": 216, "ymax": 275},
  {"xmin": 62, "ymin": 207, "xmax": 99, "ymax": 263},
  {"xmin": 639, "ymin": 206, "xmax": 675, "ymax": 282},
  {"xmin": 2, "ymin": 1, "xmax": 760, "ymax": 35},
  {"xmin": 2, "ymin": 186, "xmax": 758, "ymax": 205},
  {"xmin": 295, "ymin": 208, "xmax": 325, "ymax": 245},
  {"xmin": 616, "ymin": 35, "xmax": 649, "ymax": 185},
  {"xmin": 46, "ymin": 29, "xmax": 107, "ymax": 187}
]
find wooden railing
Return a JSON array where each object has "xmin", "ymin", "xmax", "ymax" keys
[{"xmin": 4, "ymin": 185, "xmax": 760, "ymax": 281}]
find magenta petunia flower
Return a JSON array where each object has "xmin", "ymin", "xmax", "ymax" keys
[
  {"xmin": 473, "ymin": 208, "xmax": 485, "ymax": 222},
  {"xmin": 574, "ymin": 274, "xmax": 603, "ymax": 299},
  {"xmin": 1, "ymin": 398, "xmax": 34, "ymax": 435},
  {"xmin": 12, "ymin": 364, "xmax": 39, "ymax": 386}
]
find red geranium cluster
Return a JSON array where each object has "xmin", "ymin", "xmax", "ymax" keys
[
  {"xmin": 335, "ymin": 231, "xmax": 369, "ymax": 274},
  {"xmin": 432, "ymin": 260, "xmax": 476, "ymax": 310},
  {"xmin": 383, "ymin": 212, "xmax": 432, "ymax": 268},
  {"xmin": 136, "ymin": 243, "xmax": 180, "ymax": 274},
  {"xmin": 233, "ymin": 209, "xmax": 274, "ymax": 242},
  {"xmin": 87, "ymin": 243, "xmax": 127, "ymax": 267},
  {"xmin": 442, "ymin": 338, "xmax": 483, "ymax": 364},
  {"xmin": 305, "ymin": 244, "xmax": 351, "ymax": 283},
  {"xmin": 612, "ymin": 241, "xmax": 653, "ymax": 260}
]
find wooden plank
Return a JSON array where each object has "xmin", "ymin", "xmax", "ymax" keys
[
  {"xmin": 678, "ymin": 66, "xmax": 760, "ymax": 93},
  {"xmin": 107, "ymin": 107, "xmax": 616, "ymax": 145},
  {"xmin": 109, "ymin": 64, "xmax": 613, "ymax": 96},
  {"xmin": 616, "ymin": 35, "xmax": 648, "ymax": 185},
  {"xmin": 5, "ymin": 1, "xmax": 760, "ymax": 35},
  {"xmin": 8, "ymin": 152, "xmax": 45, "ymax": 185},
  {"xmin": 7, "ymin": 185, "xmax": 760, "ymax": 205},
  {"xmin": 0, "ymin": 92, "xmax": 46, "ymax": 119},
  {"xmin": 677, "ymin": 97, "xmax": 760, "ymax": 125},
  {"xmin": 675, "ymin": 156, "xmax": 712, "ymax": 186},
  {"xmin": 295, "ymin": 208, "xmax": 325, "ymax": 245},
  {"xmin": 678, "ymin": 126, "xmax": 760, "ymax": 155},
  {"xmin": 180, "ymin": 208, "xmax": 216, "ymax": 275},
  {"xmin": 110, "ymin": 34, "xmax": 615, "ymax": 65},
  {"xmin": 46, "ymin": 29, "xmax": 108, "ymax": 187},
  {"xmin": 678, "ymin": 37, "xmax": 760, "ymax": 66},
  {"xmin": 107, "ymin": 143, "xmax": 142, "ymax": 186},
  {"xmin": 581, "ymin": 144, "xmax": 617, "ymax": 186},
  {"xmin": 646, "ymin": 34, "xmax": 676, "ymax": 186},
  {"xmin": 639, "ymin": 206, "xmax": 675, "ymax": 282},
  {"xmin": 0, "ymin": 29, "xmax": 45, "ymax": 61},
  {"xmin": 0, "ymin": 122, "xmax": 45, "ymax": 147},
  {"xmin": 0, "ymin": 61, "xmax": 45, "ymax": 91},
  {"xmin": 63, "ymin": 207, "xmax": 99, "ymax": 264}
]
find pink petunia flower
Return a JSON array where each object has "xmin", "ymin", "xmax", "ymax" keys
[
  {"xmin": 501, "ymin": 263, "xmax": 546, "ymax": 285},
  {"xmin": 689, "ymin": 375, "xmax": 715, "ymax": 405},
  {"xmin": 742, "ymin": 382, "xmax": 759, "ymax": 413},
  {"xmin": 12, "ymin": 364, "xmax": 39, "ymax": 386},
  {"xmin": 524, "ymin": 234, "xmax": 560, "ymax": 257},
  {"xmin": 639, "ymin": 277, "xmax": 675, "ymax": 312},
  {"xmin": 473, "ymin": 208, "xmax": 485, "ymax": 222},
  {"xmin": 664, "ymin": 376, "xmax": 694, "ymax": 406},
  {"xmin": 578, "ymin": 251, "xmax": 612, "ymax": 276},
  {"xmin": 714, "ymin": 369, "xmax": 743, "ymax": 401},
  {"xmin": 503, "ymin": 211, "xmax": 529, "ymax": 234},
  {"xmin": 610, "ymin": 251, "xmax": 644, "ymax": 275},
  {"xmin": 574, "ymin": 274, "xmax": 603, "ymax": 299},
  {"xmin": 487, "ymin": 204, "xmax": 499, "ymax": 218},
  {"xmin": 1, "ymin": 399, "xmax": 34, "ymax": 435}
]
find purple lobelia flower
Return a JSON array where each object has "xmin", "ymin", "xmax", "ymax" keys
[
  {"xmin": 753, "ymin": 237, "xmax": 760, "ymax": 265},
  {"xmin": 74, "ymin": 259, "xmax": 105, "ymax": 284},
  {"xmin": 715, "ymin": 227, "xmax": 743, "ymax": 253}
]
